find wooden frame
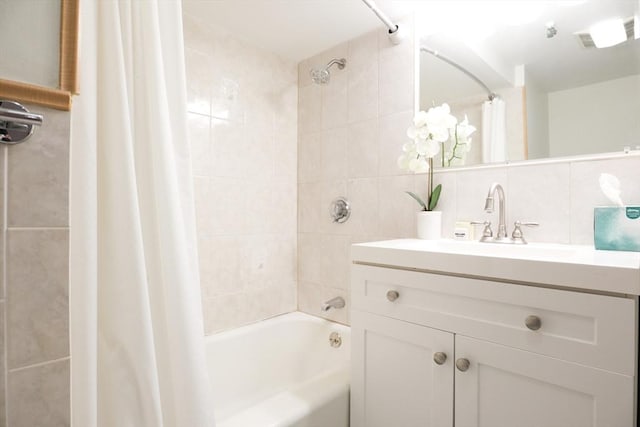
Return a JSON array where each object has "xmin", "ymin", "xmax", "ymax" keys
[{"xmin": 0, "ymin": 0, "xmax": 79, "ymax": 111}]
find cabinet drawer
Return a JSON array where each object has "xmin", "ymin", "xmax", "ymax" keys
[{"xmin": 351, "ymin": 264, "xmax": 637, "ymax": 376}]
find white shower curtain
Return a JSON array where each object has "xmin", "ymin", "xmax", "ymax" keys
[
  {"xmin": 69, "ymin": 1, "xmax": 214, "ymax": 426},
  {"xmin": 482, "ymin": 97, "xmax": 507, "ymax": 163}
]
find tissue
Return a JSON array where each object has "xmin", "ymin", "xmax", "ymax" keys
[
  {"xmin": 595, "ymin": 173, "xmax": 639, "ymax": 252},
  {"xmin": 599, "ymin": 173, "xmax": 624, "ymax": 206}
]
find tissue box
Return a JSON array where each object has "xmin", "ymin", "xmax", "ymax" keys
[{"xmin": 594, "ymin": 206, "xmax": 640, "ymax": 252}]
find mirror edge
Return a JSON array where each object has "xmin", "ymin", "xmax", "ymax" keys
[
  {"xmin": 59, "ymin": 0, "xmax": 79, "ymax": 95},
  {"xmin": 432, "ymin": 150, "xmax": 640, "ymax": 174},
  {"xmin": 0, "ymin": 79, "xmax": 71, "ymax": 111},
  {"xmin": 0, "ymin": 0, "xmax": 79, "ymax": 111}
]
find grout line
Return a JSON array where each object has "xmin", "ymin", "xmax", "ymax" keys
[
  {"xmin": 7, "ymin": 356, "xmax": 70, "ymax": 374},
  {"xmin": 6, "ymin": 227, "xmax": 69, "ymax": 231}
]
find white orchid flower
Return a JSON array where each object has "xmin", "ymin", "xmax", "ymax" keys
[
  {"xmin": 413, "ymin": 110, "xmax": 429, "ymax": 128},
  {"xmin": 456, "ymin": 115, "xmax": 477, "ymax": 139},
  {"xmin": 402, "ymin": 141, "xmax": 415, "ymax": 152},
  {"xmin": 406, "ymin": 125, "xmax": 418, "ymax": 139},
  {"xmin": 429, "ymin": 125, "xmax": 450, "ymax": 143},
  {"xmin": 407, "ymin": 124, "xmax": 431, "ymax": 141},
  {"xmin": 401, "ymin": 103, "xmax": 473, "ymax": 175},
  {"xmin": 397, "ymin": 154, "xmax": 409, "ymax": 169},
  {"xmin": 409, "ymin": 157, "xmax": 429, "ymax": 173},
  {"xmin": 426, "ymin": 103, "xmax": 457, "ymax": 131}
]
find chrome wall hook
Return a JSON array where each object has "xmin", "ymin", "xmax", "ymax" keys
[{"xmin": 0, "ymin": 100, "xmax": 44, "ymax": 145}]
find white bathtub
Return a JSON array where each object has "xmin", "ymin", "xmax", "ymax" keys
[{"xmin": 206, "ymin": 311, "xmax": 350, "ymax": 427}]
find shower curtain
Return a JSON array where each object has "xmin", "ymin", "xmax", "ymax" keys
[
  {"xmin": 482, "ymin": 97, "xmax": 507, "ymax": 163},
  {"xmin": 69, "ymin": 0, "xmax": 214, "ymax": 426}
]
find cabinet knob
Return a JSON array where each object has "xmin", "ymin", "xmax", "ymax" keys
[
  {"xmin": 525, "ymin": 315, "xmax": 542, "ymax": 331},
  {"xmin": 433, "ymin": 352, "xmax": 447, "ymax": 365},
  {"xmin": 456, "ymin": 358, "xmax": 470, "ymax": 372},
  {"xmin": 386, "ymin": 290, "xmax": 399, "ymax": 302}
]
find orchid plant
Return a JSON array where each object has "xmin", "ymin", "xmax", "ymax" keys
[{"xmin": 398, "ymin": 103, "xmax": 476, "ymax": 211}]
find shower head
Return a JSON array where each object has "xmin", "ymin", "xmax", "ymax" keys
[
  {"xmin": 310, "ymin": 68, "xmax": 331, "ymax": 85},
  {"xmin": 310, "ymin": 58, "xmax": 347, "ymax": 85}
]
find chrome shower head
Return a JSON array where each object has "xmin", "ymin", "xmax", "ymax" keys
[
  {"xmin": 310, "ymin": 58, "xmax": 347, "ymax": 85},
  {"xmin": 310, "ymin": 68, "xmax": 331, "ymax": 85}
]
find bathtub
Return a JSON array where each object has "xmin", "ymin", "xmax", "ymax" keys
[{"xmin": 206, "ymin": 311, "xmax": 350, "ymax": 427}]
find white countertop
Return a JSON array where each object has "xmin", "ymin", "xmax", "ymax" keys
[{"xmin": 351, "ymin": 239, "xmax": 640, "ymax": 295}]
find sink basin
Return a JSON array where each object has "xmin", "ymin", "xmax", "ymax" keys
[{"xmin": 432, "ymin": 239, "xmax": 578, "ymax": 260}]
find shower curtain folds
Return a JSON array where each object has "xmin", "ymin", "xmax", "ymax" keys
[{"xmin": 70, "ymin": 0, "xmax": 214, "ymax": 426}]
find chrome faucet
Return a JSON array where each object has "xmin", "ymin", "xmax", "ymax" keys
[
  {"xmin": 321, "ymin": 296, "xmax": 345, "ymax": 312},
  {"xmin": 481, "ymin": 182, "xmax": 540, "ymax": 244},
  {"xmin": 483, "ymin": 183, "xmax": 510, "ymax": 242}
]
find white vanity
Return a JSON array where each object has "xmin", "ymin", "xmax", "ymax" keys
[{"xmin": 350, "ymin": 239, "xmax": 640, "ymax": 427}]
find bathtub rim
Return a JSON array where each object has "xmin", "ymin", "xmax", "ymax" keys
[{"xmin": 204, "ymin": 310, "xmax": 350, "ymax": 343}]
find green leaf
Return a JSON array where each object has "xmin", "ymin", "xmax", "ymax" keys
[
  {"xmin": 405, "ymin": 191, "xmax": 427, "ymax": 211},
  {"xmin": 428, "ymin": 184, "xmax": 442, "ymax": 211}
]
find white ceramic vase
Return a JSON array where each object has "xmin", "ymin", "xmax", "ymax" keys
[{"xmin": 416, "ymin": 210, "xmax": 442, "ymax": 240}]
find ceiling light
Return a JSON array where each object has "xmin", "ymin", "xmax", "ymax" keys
[{"xmin": 589, "ymin": 18, "xmax": 627, "ymax": 48}]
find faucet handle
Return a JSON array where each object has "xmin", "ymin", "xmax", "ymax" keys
[
  {"xmin": 512, "ymin": 221, "xmax": 539, "ymax": 244},
  {"xmin": 471, "ymin": 221, "xmax": 493, "ymax": 241}
]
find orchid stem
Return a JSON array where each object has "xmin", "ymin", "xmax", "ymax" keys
[{"xmin": 427, "ymin": 157, "xmax": 434, "ymax": 210}]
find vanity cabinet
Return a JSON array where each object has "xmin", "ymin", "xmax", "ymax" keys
[
  {"xmin": 350, "ymin": 260, "xmax": 637, "ymax": 427},
  {"xmin": 351, "ymin": 311, "xmax": 453, "ymax": 426}
]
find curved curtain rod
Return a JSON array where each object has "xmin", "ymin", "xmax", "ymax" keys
[
  {"xmin": 361, "ymin": 0, "xmax": 398, "ymax": 33},
  {"xmin": 420, "ymin": 46, "xmax": 497, "ymax": 101}
]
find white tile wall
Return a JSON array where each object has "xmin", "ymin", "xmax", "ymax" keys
[
  {"xmin": 183, "ymin": 13, "xmax": 298, "ymax": 334},
  {"xmin": 431, "ymin": 154, "xmax": 640, "ymax": 245},
  {"xmin": 297, "ymin": 16, "xmax": 418, "ymax": 323}
]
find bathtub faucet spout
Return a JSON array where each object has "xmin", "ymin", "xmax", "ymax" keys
[{"xmin": 321, "ymin": 296, "xmax": 345, "ymax": 312}]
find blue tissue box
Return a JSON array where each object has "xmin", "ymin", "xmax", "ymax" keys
[{"xmin": 594, "ymin": 206, "xmax": 640, "ymax": 252}]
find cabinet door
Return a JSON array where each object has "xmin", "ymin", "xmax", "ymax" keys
[
  {"xmin": 351, "ymin": 311, "xmax": 454, "ymax": 427},
  {"xmin": 454, "ymin": 335, "xmax": 635, "ymax": 427}
]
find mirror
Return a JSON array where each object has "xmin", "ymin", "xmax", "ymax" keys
[
  {"xmin": 418, "ymin": 0, "xmax": 640, "ymax": 168},
  {"xmin": 0, "ymin": 0, "xmax": 79, "ymax": 110}
]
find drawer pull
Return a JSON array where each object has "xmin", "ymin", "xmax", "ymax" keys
[
  {"xmin": 525, "ymin": 315, "xmax": 542, "ymax": 331},
  {"xmin": 386, "ymin": 290, "xmax": 399, "ymax": 302},
  {"xmin": 456, "ymin": 358, "xmax": 470, "ymax": 372},
  {"xmin": 433, "ymin": 352, "xmax": 447, "ymax": 365}
]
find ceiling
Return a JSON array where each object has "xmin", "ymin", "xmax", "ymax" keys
[
  {"xmin": 182, "ymin": 0, "xmax": 640, "ymax": 93},
  {"xmin": 181, "ymin": 0, "xmax": 413, "ymax": 62}
]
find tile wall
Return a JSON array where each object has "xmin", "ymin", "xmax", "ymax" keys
[
  {"xmin": 183, "ymin": 13, "xmax": 299, "ymax": 334},
  {"xmin": 297, "ymin": 17, "xmax": 419, "ymax": 325},
  {"xmin": 434, "ymin": 154, "xmax": 640, "ymax": 246},
  {"xmin": 1, "ymin": 105, "xmax": 70, "ymax": 426},
  {"xmin": 298, "ymin": 17, "xmax": 640, "ymax": 325}
]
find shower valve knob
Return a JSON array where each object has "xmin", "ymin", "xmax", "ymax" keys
[{"xmin": 330, "ymin": 198, "xmax": 351, "ymax": 223}]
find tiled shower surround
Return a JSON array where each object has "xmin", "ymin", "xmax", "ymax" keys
[
  {"xmin": 1, "ymin": 105, "xmax": 70, "ymax": 426},
  {"xmin": 183, "ymin": 13, "xmax": 299, "ymax": 334}
]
